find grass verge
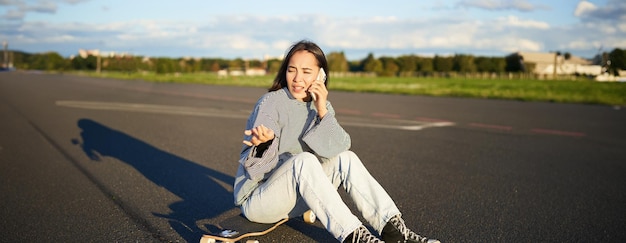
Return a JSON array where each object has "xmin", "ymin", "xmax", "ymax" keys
[{"xmin": 70, "ymin": 71, "xmax": 626, "ymax": 106}]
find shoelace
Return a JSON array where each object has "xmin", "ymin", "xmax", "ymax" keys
[
  {"xmin": 352, "ymin": 225, "xmax": 383, "ymax": 243},
  {"xmin": 390, "ymin": 216, "xmax": 428, "ymax": 242}
]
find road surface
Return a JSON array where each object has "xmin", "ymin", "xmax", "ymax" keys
[{"xmin": 1, "ymin": 71, "xmax": 625, "ymax": 242}]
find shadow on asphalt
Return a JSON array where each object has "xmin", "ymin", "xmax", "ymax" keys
[{"xmin": 74, "ymin": 118, "xmax": 235, "ymax": 242}]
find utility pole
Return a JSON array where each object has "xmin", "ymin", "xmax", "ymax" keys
[
  {"xmin": 95, "ymin": 49, "xmax": 101, "ymax": 74},
  {"xmin": 552, "ymin": 52, "xmax": 561, "ymax": 79},
  {"xmin": 2, "ymin": 41, "xmax": 7, "ymax": 69}
]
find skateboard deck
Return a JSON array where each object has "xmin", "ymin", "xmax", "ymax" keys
[{"xmin": 200, "ymin": 210, "xmax": 316, "ymax": 243}]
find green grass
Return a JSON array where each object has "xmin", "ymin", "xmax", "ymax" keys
[{"xmin": 71, "ymin": 71, "xmax": 626, "ymax": 106}]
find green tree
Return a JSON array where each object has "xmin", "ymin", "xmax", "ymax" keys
[
  {"xmin": 348, "ymin": 60, "xmax": 362, "ymax": 72},
  {"xmin": 397, "ymin": 55, "xmax": 417, "ymax": 72},
  {"xmin": 10, "ymin": 51, "xmax": 27, "ymax": 69},
  {"xmin": 453, "ymin": 54, "xmax": 476, "ymax": 73},
  {"xmin": 433, "ymin": 55, "xmax": 453, "ymax": 72},
  {"xmin": 154, "ymin": 57, "xmax": 176, "ymax": 74},
  {"xmin": 28, "ymin": 52, "xmax": 67, "ymax": 71},
  {"xmin": 505, "ymin": 53, "xmax": 524, "ymax": 72},
  {"xmin": 475, "ymin": 57, "xmax": 506, "ymax": 73},
  {"xmin": 229, "ymin": 58, "xmax": 244, "ymax": 71},
  {"xmin": 187, "ymin": 58, "xmax": 202, "ymax": 72},
  {"xmin": 202, "ymin": 58, "xmax": 229, "ymax": 72},
  {"xmin": 564, "ymin": 52, "xmax": 572, "ymax": 60},
  {"xmin": 361, "ymin": 53, "xmax": 383, "ymax": 74},
  {"xmin": 71, "ymin": 56, "xmax": 88, "ymax": 70},
  {"xmin": 327, "ymin": 51, "xmax": 348, "ymax": 72},
  {"xmin": 248, "ymin": 59, "xmax": 263, "ymax": 69},
  {"xmin": 416, "ymin": 57, "xmax": 434, "ymax": 73},
  {"xmin": 84, "ymin": 55, "xmax": 98, "ymax": 70},
  {"xmin": 379, "ymin": 56, "xmax": 399, "ymax": 76},
  {"xmin": 608, "ymin": 48, "xmax": 626, "ymax": 75},
  {"xmin": 106, "ymin": 56, "xmax": 137, "ymax": 73},
  {"xmin": 209, "ymin": 61, "xmax": 221, "ymax": 72},
  {"xmin": 266, "ymin": 58, "xmax": 282, "ymax": 74},
  {"xmin": 47, "ymin": 52, "xmax": 64, "ymax": 70}
]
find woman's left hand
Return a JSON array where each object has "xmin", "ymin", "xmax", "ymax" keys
[{"xmin": 243, "ymin": 125, "xmax": 275, "ymax": 147}]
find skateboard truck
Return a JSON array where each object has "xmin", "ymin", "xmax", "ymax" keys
[{"xmin": 219, "ymin": 229, "xmax": 239, "ymax": 238}]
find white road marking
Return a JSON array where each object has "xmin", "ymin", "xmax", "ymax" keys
[
  {"xmin": 55, "ymin": 100, "xmax": 249, "ymax": 119},
  {"xmin": 341, "ymin": 121, "xmax": 454, "ymax": 131},
  {"xmin": 56, "ymin": 100, "xmax": 455, "ymax": 131}
]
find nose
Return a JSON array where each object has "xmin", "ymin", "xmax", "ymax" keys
[{"xmin": 293, "ymin": 71, "xmax": 304, "ymax": 83}]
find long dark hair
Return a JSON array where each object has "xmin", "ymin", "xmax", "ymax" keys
[{"xmin": 269, "ymin": 40, "xmax": 329, "ymax": 92}]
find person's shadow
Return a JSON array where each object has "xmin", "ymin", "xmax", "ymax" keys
[{"xmin": 73, "ymin": 119, "xmax": 235, "ymax": 242}]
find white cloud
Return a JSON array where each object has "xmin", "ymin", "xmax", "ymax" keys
[
  {"xmin": 564, "ymin": 40, "xmax": 600, "ymax": 50},
  {"xmin": 619, "ymin": 22, "xmax": 626, "ymax": 33},
  {"xmin": 2, "ymin": 1, "xmax": 624, "ymax": 60},
  {"xmin": 63, "ymin": 0, "xmax": 89, "ymax": 4},
  {"xmin": 497, "ymin": 15, "xmax": 549, "ymax": 29},
  {"xmin": 574, "ymin": 0, "xmax": 597, "ymax": 17},
  {"xmin": 456, "ymin": 0, "xmax": 547, "ymax": 12},
  {"xmin": 574, "ymin": 0, "xmax": 626, "ymax": 22},
  {"xmin": 0, "ymin": 0, "xmax": 57, "ymax": 20},
  {"xmin": 47, "ymin": 34, "xmax": 77, "ymax": 42},
  {"xmin": 2, "ymin": 9, "xmax": 25, "ymax": 20},
  {"xmin": 22, "ymin": 1, "xmax": 57, "ymax": 14},
  {"xmin": 510, "ymin": 38, "xmax": 543, "ymax": 52}
]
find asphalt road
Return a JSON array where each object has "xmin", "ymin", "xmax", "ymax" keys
[{"xmin": 1, "ymin": 71, "xmax": 625, "ymax": 242}]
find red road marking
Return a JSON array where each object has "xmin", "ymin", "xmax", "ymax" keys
[
  {"xmin": 371, "ymin": 112, "xmax": 401, "ymax": 119},
  {"xmin": 531, "ymin": 128, "xmax": 586, "ymax": 137},
  {"xmin": 415, "ymin": 117, "xmax": 451, "ymax": 123},
  {"xmin": 469, "ymin": 123, "xmax": 513, "ymax": 131}
]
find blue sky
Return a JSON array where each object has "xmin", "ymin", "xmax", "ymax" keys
[{"xmin": 1, "ymin": 0, "xmax": 625, "ymax": 60}]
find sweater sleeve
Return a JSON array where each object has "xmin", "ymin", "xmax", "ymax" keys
[
  {"xmin": 239, "ymin": 97, "xmax": 281, "ymax": 181},
  {"xmin": 302, "ymin": 102, "xmax": 351, "ymax": 159}
]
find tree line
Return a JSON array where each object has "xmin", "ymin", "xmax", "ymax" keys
[{"xmin": 4, "ymin": 48, "xmax": 625, "ymax": 77}]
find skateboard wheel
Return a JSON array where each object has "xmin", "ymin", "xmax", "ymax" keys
[
  {"xmin": 245, "ymin": 240, "xmax": 259, "ymax": 243},
  {"xmin": 303, "ymin": 210, "xmax": 316, "ymax": 224},
  {"xmin": 199, "ymin": 237, "xmax": 215, "ymax": 243}
]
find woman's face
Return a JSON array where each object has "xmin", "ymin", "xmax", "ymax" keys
[{"xmin": 286, "ymin": 50, "xmax": 319, "ymax": 101}]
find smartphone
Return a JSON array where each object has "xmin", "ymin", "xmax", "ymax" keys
[{"xmin": 311, "ymin": 68, "xmax": 326, "ymax": 101}]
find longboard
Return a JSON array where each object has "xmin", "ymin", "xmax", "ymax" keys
[{"xmin": 200, "ymin": 210, "xmax": 316, "ymax": 243}]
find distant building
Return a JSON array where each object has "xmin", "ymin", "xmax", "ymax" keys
[
  {"xmin": 514, "ymin": 51, "xmax": 602, "ymax": 77},
  {"xmin": 217, "ymin": 68, "xmax": 267, "ymax": 77},
  {"xmin": 245, "ymin": 67, "xmax": 267, "ymax": 76},
  {"xmin": 77, "ymin": 49, "xmax": 133, "ymax": 59},
  {"xmin": 78, "ymin": 49, "xmax": 99, "ymax": 58}
]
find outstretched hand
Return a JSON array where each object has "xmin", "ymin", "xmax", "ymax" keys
[{"xmin": 243, "ymin": 125, "xmax": 275, "ymax": 146}]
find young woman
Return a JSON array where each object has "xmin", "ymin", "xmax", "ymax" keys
[{"xmin": 233, "ymin": 40, "xmax": 439, "ymax": 243}]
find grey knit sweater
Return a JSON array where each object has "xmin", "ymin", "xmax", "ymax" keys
[{"xmin": 233, "ymin": 87, "xmax": 351, "ymax": 205}]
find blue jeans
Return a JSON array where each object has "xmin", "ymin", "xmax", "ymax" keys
[{"xmin": 240, "ymin": 151, "xmax": 401, "ymax": 242}]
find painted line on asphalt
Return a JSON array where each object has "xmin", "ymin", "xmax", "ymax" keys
[
  {"xmin": 469, "ymin": 123, "xmax": 513, "ymax": 131},
  {"xmin": 56, "ymin": 100, "xmax": 455, "ymax": 131},
  {"xmin": 341, "ymin": 121, "xmax": 455, "ymax": 131},
  {"xmin": 55, "ymin": 100, "xmax": 249, "ymax": 119},
  {"xmin": 415, "ymin": 117, "xmax": 453, "ymax": 123},
  {"xmin": 530, "ymin": 128, "xmax": 586, "ymax": 137},
  {"xmin": 466, "ymin": 122, "xmax": 586, "ymax": 138},
  {"xmin": 371, "ymin": 112, "xmax": 402, "ymax": 119}
]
